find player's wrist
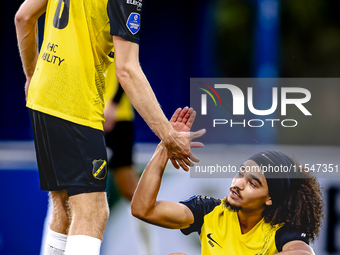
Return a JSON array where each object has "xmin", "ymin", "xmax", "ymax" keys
[
  {"xmin": 25, "ymin": 69, "xmax": 34, "ymax": 79},
  {"xmin": 157, "ymin": 141, "xmax": 167, "ymax": 152},
  {"xmin": 159, "ymin": 125, "xmax": 176, "ymax": 148}
]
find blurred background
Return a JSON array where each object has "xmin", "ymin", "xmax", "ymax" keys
[{"xmin": 0, "ymin": 0, "xmax": 340, "ymax": 254}]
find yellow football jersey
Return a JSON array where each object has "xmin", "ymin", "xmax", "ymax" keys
[
  {"xmin": 198, "ymin": 202, "xmax": 280, "ymax": 255},
  {"xmin": 27, "ymin": 0, "xmax": 114, "ymax": 130},
  {"xmin": 180, "ymin": 195, "xmax": 302, "ymax": 255},
  {"xmin": 104, "ymin": 63, "xmax": 134, "ymax": 122}
]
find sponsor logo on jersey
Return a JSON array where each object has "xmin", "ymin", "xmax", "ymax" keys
[
  {"xmin": 92, "ymin": 159, "xmax": 107, "ymax": 180},
  {"xmin": 126, "ymin": 13, "xmax": 141, "ymax": 35},
  {"xmin": 207, "ymin": 233, "xmax": 222, "ymax": 248},
  {"xmin": 126, "ymin": 0, "xmax": 142, "ymax": 11}
]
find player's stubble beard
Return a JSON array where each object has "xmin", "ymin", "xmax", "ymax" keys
[{"xmin": 223, "ymin": 198, "xmax": 242, "ymax": 212}]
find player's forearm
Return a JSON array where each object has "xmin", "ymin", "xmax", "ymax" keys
[
  {"xmin": 15, "ymin": 10, "xmax": 39, "ymax": 78},
  {"xmin": 278, "ymin": 241, "xmax": 315, "ymax": 255},
  {"xmin": 275, "ymin": 250, "xmax": 314, "ymax": 255},
  {"xmin": 116, "ymin": 64, "xmax": 173, "ymax": 142},
  {"xmin": 131, "ymin": 143, "xmax": 168, "ymax": 218}
]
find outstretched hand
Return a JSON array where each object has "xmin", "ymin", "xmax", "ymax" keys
[
  {"xmin": 170, "ymin": 107, "xmax": 194, "ymax": 133},
  {"xmin": 168, "ymin": 107, "xmax": 205, "ymax": 171}
]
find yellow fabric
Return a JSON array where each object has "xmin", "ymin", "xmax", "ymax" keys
[
  {"xmin": 27, "ymin": 0, "xmax": 114, "ymax": 130},
  {"xmin": 104, "ymin": 63, "xmax": 134, "ymax": 121},
  {"xmin": 199, "ymin": 199, "xmax": 281, "ymax": 255}
]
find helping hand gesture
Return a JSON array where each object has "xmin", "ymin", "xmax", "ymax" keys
[{"xmin": 168, "ymin": 107, "xmax": 205, "ymax": 171}]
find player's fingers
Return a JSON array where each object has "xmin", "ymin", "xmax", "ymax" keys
[
  {"xmin": 178, "ymin": 159, "xmax": 189, "ymax": 172},
  {"xmin": 170, "ymin": 108, "xmax": 182, "ymax": 123},
  {"xmin": 182, "ymin": 107, "xmax": 192, "ymax": 125},
  {"xmin": 177, "ymin": 106, "xmax": 189, "ymax": 122},
  {"xmin": 190, "ymin": 141, "xmax": 204, "ymax": 148},
  {"xmin": 190, "ymin": 129, "xmax": 206, "ymax": 141},
  {"xmin": 181, "ymin": 156, "xmax": 194, "ymax": 167},
  {"xmin": 188, "ymin": 109, "xmax": 196, "ymax": 128},
  {"xmin": 190, "ymin": 151, "xmax": 200, "ymax": 163},
  {"xmin": 170, "ymin": 158, "xmax": 180, "ymax": 169}
]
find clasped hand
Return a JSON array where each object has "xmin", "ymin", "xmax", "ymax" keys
[{"xmin": 164, "ymin": 107, "xmax": 205, "ymax": 171}]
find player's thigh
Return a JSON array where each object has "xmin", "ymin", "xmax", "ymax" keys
[{"xmin": 67, "ymin": 192, "xmax": 109, "ymax": 240}]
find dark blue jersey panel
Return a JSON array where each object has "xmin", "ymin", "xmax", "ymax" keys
[
  {"xmin": 107, "ymin": 0, "xmax": 142, "ymax": 44},
  {"xmin": 275, "ymin": 225, "xmax": 309, "ymax": 252},
  {"xmin": 179, "ymin": 195, "xmax": 221, "ymax": 235}
]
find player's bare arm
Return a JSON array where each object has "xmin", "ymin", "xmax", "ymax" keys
[
  {"xmin": 131, "ymin": 142, "xmax": 195, "ymax": 229},
  {"xmin": 168, "ymin": 107, "xmax": 203, "ymax": 169},
  {"xmin": 15, "ymin": 0, "xmax": 47, "ymax": 98},
  {"xmin": 113, "ymin": 36, "xmax": 199, "ymax": 170},
  {"xmin": 275, "ymin": 240, "xmax": 316, "ymax": 255},
  {"xmin": 131, "ymin": 108, "xmax": 205, "ymax": 228}
]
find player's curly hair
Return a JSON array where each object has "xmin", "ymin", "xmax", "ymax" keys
[{"xmin": 262, "ymin": 164, "xmax": 324, "ymax": 243}]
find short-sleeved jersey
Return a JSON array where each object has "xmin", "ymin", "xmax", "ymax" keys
[
  {"xmin": 27, "ymin": 0, "xmax": 142, "ymax": 130},
  {"xmin": 180, "ymin": 195, "xmax": 309, "ymax": 255},
  {"xmin": 104, "ymin": 63, "xmax": 134, "ymax": 122}
]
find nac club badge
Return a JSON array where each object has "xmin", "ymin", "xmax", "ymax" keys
[{"xmin": 92, "ymin": 159, "xmax": 107, "ymax": 180}]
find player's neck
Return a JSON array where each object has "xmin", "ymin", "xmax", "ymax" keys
[{"xmin": 237, "ymin": 209, "xmax": 264, "ymax": 234}]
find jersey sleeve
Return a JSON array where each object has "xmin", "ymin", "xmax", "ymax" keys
[
  {"xmin": 179, "ymin": 195, "xmax": 221, "ymax": 235},
  {"xmin": 107, "ymin": 0, "xmax": 142, "ymax": 44},
  {"xmin": 275, "ymin": 225, "xmax": 310, "ymax": 252}
]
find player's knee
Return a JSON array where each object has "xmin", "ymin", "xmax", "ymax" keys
[
  {"xmin": 73, "ymin": 202, "xmax": 109, "ymax": 231},
  {"xmin": 69, "ymin": 192, "xmax": 109, "ymax": 224}
]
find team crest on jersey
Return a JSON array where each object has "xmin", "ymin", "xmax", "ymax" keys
[
  {"xmin": 92, "ymin": 159, "xmax": 107, "ymax": 180},
  {"xmin": 126, "ymin": 13, "xmax": 141, "ymax": 35}
]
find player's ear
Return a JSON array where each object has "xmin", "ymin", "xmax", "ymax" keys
[{"xmin": 265, "ymin": 197, "xmax": 272, "ymax": 206}]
